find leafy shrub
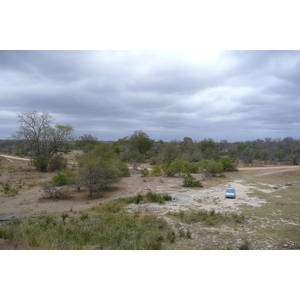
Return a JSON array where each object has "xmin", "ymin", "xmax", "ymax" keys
[
  {"xmin": 146, "ymin": 192, "xmax": 172, "ymax": 204},
  {"xmin": 48, "ymin": 155, "xmax": 68, "ymax": 171},
  {"xmin": 163, "ymin": 159, "xmax": 199, "ymax": 177},
  {"xmin": 3, "ymin": 184, "xmax": 19, "ymax": 197},
  {"xmin": 140, "ymin": 167, "xmax": 149, "ymax": 177},
  {"xmin": 115, "ymin": 160, "xmax": 130, "ymax": 177},
  {"xmin": 117, "ymin": 194, "xmax": 144, "ymax": 204},
  {"xmin": 199, "ymin": 159, "xmax": 224, "ymax": 177},
  {"xmin": 220, "ymin": 157, "xmax": 238, "ymax": 172},
  {"xmin": 33, "ymin": 156, "xmax": 49, "ymax": 172},
  {"xmin": 151, "ymin": 165, "xmax": 162, "ymax": 177},
  {"xmin": 52, "ymin": 170, "xmax": 74, "ymax": 186},
  {"xmin": 113, "ymin": 145, "xmax": 121, "ymax": 155},
  {"xmin": 149, "ymin": 156, "xmax": 163, "ymax": 165},
  {"xmin": 183, "ymin": 173, "xmax": 203, "ymax": 187},
  {"xmin": 78, "ymin": 155, "xmax": 120, "ymax": 197},
  {"xmin": 117, "ymin": 193, "xmax": 172, "ymax": 204}
]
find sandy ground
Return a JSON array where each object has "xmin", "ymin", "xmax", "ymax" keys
[{"xmin": 1, "ymin": 154, "xmax": 299, "ymax": 221}]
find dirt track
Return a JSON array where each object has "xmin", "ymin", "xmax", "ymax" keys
[{"xmin": 0, "ymin": 155, "xmax": 30, "ymax": 162}]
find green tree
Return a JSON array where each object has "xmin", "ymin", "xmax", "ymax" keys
[
  {"xmin": 220, "ymin": 157, "xmax": 237, "ymax": 171},
  {"xmin": 183, "ymin": 173, "xmax": 203, "ymax": 187},
  {"xmin": 128, "ymin": 131, "xmax": 154, "ymax": 155},
  {"xmin": 163, "ymin": 158, "xmax": 197, "ymax": 177},
  {"xmin": 162, "ymin": 144, "xmax": 181, "ymax": 164},
  {"xmin": 198, "ymin": 138, "xmax": 218, "ymax": 159},
  {"xmin": 77, "ymin": 143, "xmax": 130, "ymax": 196},
  {"xmin": 199, "ymin": 160, "xmax": 224, "ymax": 177},
  {"xmin": 78, "ymin": 155, "xmax": 119, "ymax": 197}
]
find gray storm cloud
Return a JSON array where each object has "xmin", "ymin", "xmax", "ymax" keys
[{"xmin": 0, "ymin": 50, "xmax": 299, "ymax": 142}]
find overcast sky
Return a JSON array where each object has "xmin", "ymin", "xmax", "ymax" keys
[{"xmin": 0, "ymin": 50, "xmax": 299, "ymax": 142}]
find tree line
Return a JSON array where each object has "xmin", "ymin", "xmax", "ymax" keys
[{"xmin": 1, "ymin": 111, "xmax": 299, "ymax": 197}]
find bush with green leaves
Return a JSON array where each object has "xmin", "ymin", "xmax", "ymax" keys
[
  {"xmin": 145, "ymin": 191, "xmax": 172, "ymax": 204},
  {"xmin": 117, "ymin": 194, "xmax": 144, "ymax": 204},
  {"xmin": 140, "ymin": 167, "xmax": 149, "ymax": 177},
  {"xmin": 115, "ymin": 160, "xmax": 130, "ymax": 177},
  {"xmin": 199, "ymin": 159, "xmax": 224, "ymax": 177},
  {"xmin": 117, "ymin": 193, "xmax": 172, "ymax": 204},
  {"xmin": 163, "ymin": 159, "xmax": 198, "ymax": 177},
  {"xmin": 182, "ymin": 173, "xmax": 203, "ymax": 187},
  {"xmin": 151, "ymin": 165, "xmax": 162, "ymax": 177},
  {"xmin": 220, "ymin": 157, "xmax": 238, "ymax": 172},
  {"xmin": 52, "ymin": 170, "xmax": 74, "ymax": 186},
  {"xmin": 33, "ymin": 156, "xmax": 49, "ymax": 172},
  {"xmin": 2, "ymin": 184, "xmax": 19, "ymax": 197},
  {"xmin": 78, "ymin": 158, "xmax": 119, "ymax": 197},
  {"xmin": 48, "ymin": 155, "xmax": 68, "ymax": 171}
]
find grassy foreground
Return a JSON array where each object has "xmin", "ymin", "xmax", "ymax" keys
[{"xmin": 0, "ymin": 198, "xmax": 176, "ymax": 250}]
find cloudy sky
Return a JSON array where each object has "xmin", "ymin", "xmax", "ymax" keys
[{"xmin": 0, "ymin": 50, "xmax": 299, "ymax": 142}]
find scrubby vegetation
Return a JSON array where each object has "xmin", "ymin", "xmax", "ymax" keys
[
  {"xmin": 170, "ymin": 209, "xmax": 245, "ymax": 227},
  {"xmin": 182, "ymin": 173, "xmax": 203, "ymax": 187},
  {"xmin": 0, "ymin": 201, "xmax": 177, "ymax": 250},
  {"xmin": 2, "ymin": 184, "xmax": 19, "ymax": 197},
  {"xmin": 116, "ymin": 192, "xmax": 173, "ymax": 204}
]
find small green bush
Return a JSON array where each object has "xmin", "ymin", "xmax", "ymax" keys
[
  {"xmin": 115, "ymin": 160, "xmax": 131, "ymax": 177},
  {"xmin": 163, "ymin": 159, "xmax": 199, "ymax": 177},
  {"xmin": 151, "ymin": 165, "xmax": 162, "ymax": 177},
  {"xmin": 52, "ymin": 170, "xmax": 73, "ymax": 186},
  {"xmin": 33, "ymin": 156, "xmax": 49, "ymax": 172},
  {"xmin": 3, "ymin": 184, "xmax": 19, "ymax": 197},
  {"xmin": 220, "ymin": 157, "xmax": 238, "ymax": 172},
  {"xmin": 116, "ymin": 194, "xmax": 144, "ymax": 204},
  {"xmin": 146, "ymin": 192, "xmax": 173, "ymax": 204},
  {"xmin": 48, "ymin": 155, "xmax": 68, "ymax": 171},
  {"xmin": 140, "ymin": 167, "xmax": 149, "ymax": 177},
  {"xmin": 183, "ymin": 173, "xmax": 203, "ymax": 187},
  {"xmin": 117, "ymin": 193, "xmax": 172, "ymax": 205}
]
